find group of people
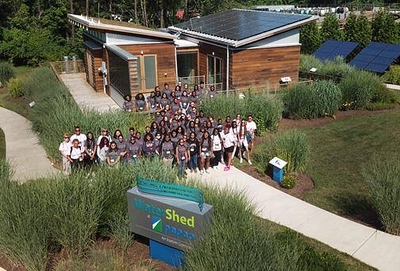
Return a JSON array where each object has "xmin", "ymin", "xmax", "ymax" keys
[
  {"xmin": 122, "ymin": 81, "xmax": 218, "ymax": 112},
  {"xmin": 59, "ymin": 82, "xmax": 257, "ymax": 177}
]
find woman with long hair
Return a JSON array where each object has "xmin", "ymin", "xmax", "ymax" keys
[
  {"xmin": 84, "ymin": 131, "xmax": 97, "ymax": 167},
  {"xmin": 199, "ymin": 131, "xmax": 212, "ymax": 174},
  {"xmin": 210, "ymin": 128, "xmax": 223, "ymax": 169},
  {"xmin": 97, "ymin": 137, "xmax": 110, "ymax": 165},
  {"xmin": 238, "ymin": 119, "xmax": 251, "ymax": 164},
  {"xmin": 106, "ymin": 141, "xmax": 121, "ymax": 167}
]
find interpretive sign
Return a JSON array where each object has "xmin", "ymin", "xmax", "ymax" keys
[{"xmin": 127, "ymin": 178, "xmax": 213, "ymax": 251}]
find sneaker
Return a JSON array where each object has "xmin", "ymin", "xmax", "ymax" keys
[
  {"xmin": 216, "ymin": 166, "xmax": 219, "ymax": 170},
  {"xmin": 240, "ymin": 157, "xmax": 243, "ymax": 163},
  {"xmin": 213, "ymin": 166, "xmax": 217, "ymax": 170},
  {"xmin": 190, "ymin": 169, "xmax": 194, "ymax": 173},
  {"xmin": 205, "ymin": 169, "xmax": 210, "ymax": 174},
  {"xmin": 224, "ymin": 166, "xmax": 230, "ymax": 171},
  {"xmin": 194, "ymin": 169, "xmax": 198, "ymax": 173},
  {"xmin": 248, "ymin": 160, "xmax": 252, "ymax": 165}
]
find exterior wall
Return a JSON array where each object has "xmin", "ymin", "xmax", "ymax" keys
[
  {"xmin": 241, "ymin": 29, "xmax": 300, "ymax": 49},
  {"xmin": 231, "ymin": 45, "xmax": 300, "ymax": 91},
  {"xmin": 84, "ymin": 48, "xmax": 104, "ymax": 92},
  {"xmin": 198, "ymin": 42, "xmax": 227, "ymax": 88},
  {"xmin": 119, "ymin": 43, "xmax": 176, "ymax": 93}
]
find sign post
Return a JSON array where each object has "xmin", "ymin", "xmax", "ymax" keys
[
  {"xmin": 127, "ymin": 177, "xmax": 213, "ymax": 267},
  {"xmin": 269, "ymin": 157, "xmax": 287, "ymax": 183}
]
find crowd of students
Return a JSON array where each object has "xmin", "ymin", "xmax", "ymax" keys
[{"xmin": 59, "ymin": 82, "xmax": 257, "ymax": 177}]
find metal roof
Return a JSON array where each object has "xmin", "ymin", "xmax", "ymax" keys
[
  {"xmin": 68, "ymin": 14, "xmax": 175, "ymax": 40},
  {"xmin": 169, "ymin": 9, "xmax": 317, "ymax": 47},
  {"xmin": 106, "ymin": 45, "xmax": 137, "ymax": 60}
]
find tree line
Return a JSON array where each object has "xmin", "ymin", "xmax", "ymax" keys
[
  {"xmin": 0, "ymin": 1, "xmax": 399, "ymax": 66},
  {"xmin": 300, "ymin": 11, "xmax": 400, "ymax": 54}
]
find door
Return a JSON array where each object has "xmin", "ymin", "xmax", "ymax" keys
[
  {"xmin": 137, "ymin": 55, "xmax": 157, "ymax": 92},
  {"xmin": 207, "ymin": 55, "xmax": 223, "ymax": 89}
]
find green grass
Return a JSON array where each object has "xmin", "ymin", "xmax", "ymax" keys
[
  {"xmin": 303, "ymin": 109, "xmax": 400, "ymax": 225},
  {"xmin": 0, "ymin": 128, "xmax": 5, "ymax": 160}
]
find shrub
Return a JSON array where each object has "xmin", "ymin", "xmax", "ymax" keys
[
  {"xmin": 283, "ymin": 80, "xmax": 342, "ymax": 119},
  {"xmin": 8, "ymin": 78, "xmax": 23, "ymax": 98},
  {"xmin": 382, "ymin": 65, "xmax": 400, "ymax": 85},
  {"xmin": 281, "ymin": 174, "xmax": 296, "ymax": 189},
  {"xmin": 253, "ymin": 130, "xmax": 309, "ymax": 175},
  {"xmin": 200, "ymin": 91, "xmax": 283, "ymax": 132},
  {"xmin": 339, "ymin": 70, "xmax": 383, "ymax": 109},
  {"xmin": 0, "ymin": 62, "xmax": 15, "ymax": 86},
  {"xmin": 362, "ymin": 159, "xmax": 400, "ymax": 235},
  {"xmin": 370, "ymin": 85, "xmax": 396, "ymax": 104}
]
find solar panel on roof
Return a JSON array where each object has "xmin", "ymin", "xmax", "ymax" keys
[
  {"xmin": 349, "ymin": 42, "xmax": 400, "ymax": 73},
  {"xmin": 173, "ymin": 9, "xmax": 310, "ymax": 41},
  {"xmin": 313, "ymin": 40, "xmax": 359, "ymax": 61}
]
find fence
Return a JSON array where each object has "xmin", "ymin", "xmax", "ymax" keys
[{"xmin": 50, "ymin": 59, "xmax": 85, "ymax": 75}]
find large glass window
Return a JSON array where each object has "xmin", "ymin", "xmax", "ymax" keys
[
  {"xmin": 207, "ymin": 55, "xmax": 223, "ymax": 85},
  {"xmin": 177, "ymin": 52, "xmax": 198, "ymax": 78},
  {"xmin": 109, "ymin": 51, "xmax": 130, "ymax": 97}
]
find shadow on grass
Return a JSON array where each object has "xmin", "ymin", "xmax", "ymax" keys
[{"xmin": 331, "ymin": 193, "xmax": 384, "ymax": 230}]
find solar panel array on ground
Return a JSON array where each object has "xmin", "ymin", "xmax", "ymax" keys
[
  {"xmin": 173, "ymin": 9, "xmax": 310, "ymax": 41},
  {"xmin": 313, "ymin": 40, "xmax": 359, "ymax": 61},
  {"xmin": 349, "ymin": 42, "xmax": 400, "ymax": 73}
]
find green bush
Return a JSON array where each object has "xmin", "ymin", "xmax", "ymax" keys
[
  {"xmin": 200, "ymin": 91, "xmax": 283, "ymax": 132},
  {"xmin": 370, "ymin": 85, "xmax": 396, "ymax": 104},
  {"xmin": 0, "ymin": 62, "xmax": 15, "ymax": 86},
  {"xmin": 281, "ymin": 174, "xmax": 296, "ymax": 189},
  {"xmin": 253, "ymin": 130, "xmax": 309, "ymax": 175},
  {"xmin": 283, "ymin": 80, "xmax": 342, "ymax": 119},
  {"xmin": 339, "ymin": 70, "xmax": 383, "ymax": 109},
  {"xmin": 362, "ymin": 159, "xmax": 400, "ymax": 235},
  {"xmin": 381, "ymin": 65, "xmax": 400, "ymax": 85},
  {"xmin": 8, "ymin": 78, "xmax": 23, "ymax": 98}
]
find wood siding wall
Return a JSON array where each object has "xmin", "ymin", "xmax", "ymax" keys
[
  {"xmin": 84, "ymin": 48, "xmax": 103, "ymax": 92},
  {"xmin": 231, "ymin": 46, "xmax": 300, "ymax": 91},
  {"xmin": 119, "ymin": 43, "xmax": 176, "ymax": 94},
  {"xmin": 128, "ymin": 58, "xmax": 139, "ymax": 95},
  {"xmin": 198, "ymin": 42, "xmax": 227, "ymax": 87}
]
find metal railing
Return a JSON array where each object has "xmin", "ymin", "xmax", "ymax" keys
[{"xmin": 50, "ymin": 59, "xmax": 85, "ymax": 74}]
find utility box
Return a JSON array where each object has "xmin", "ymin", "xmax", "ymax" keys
[{"xmin": 269, "ymin": 157, "xmax": 287, "ymax": 183}]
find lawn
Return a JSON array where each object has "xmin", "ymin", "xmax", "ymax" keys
[
  {"xmin": 303, "ymin": 109, "xmax": 400, "ymax": 227},
  {"xmin": 0, "ymin": 128, "xmax": 5, "ymax": 159}
]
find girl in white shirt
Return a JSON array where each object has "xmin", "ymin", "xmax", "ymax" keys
[{"xmin": 59, "ymin": 133, "xmax": 71, "ymax": 175}]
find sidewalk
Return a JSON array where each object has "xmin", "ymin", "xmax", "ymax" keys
[
  {"xmin": 194, "ymin": 166, "xmax": 400, "ymax": 271},
  {"xmin": 60, "ymin": 73, "xmax": 120, "ymax": 113},
  {"xmin": 0, "ymin": 107, "xmax": 57, "ymax": 183}
]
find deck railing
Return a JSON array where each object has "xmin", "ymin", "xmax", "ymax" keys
[{"xmin": 50, "ymin": 59, "xmax": 85, "ymax": 74}]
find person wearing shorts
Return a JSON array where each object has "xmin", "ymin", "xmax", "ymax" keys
[
  {"xmin": 221, "ymin": 126, "xmax": 236, "ymax": 171},
  {"xmin": 59, "ymin": 133, "xmax": 71, "ymax": 175}
]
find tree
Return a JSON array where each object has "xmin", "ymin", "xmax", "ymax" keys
[
  {"xmin": 344, "ymin": 13, "xmax": 372, "ymax": 48},
  {"xmin": 300, "ymin": 21, "xmax": 322, "ymax": 54},
  {"xmin": 372, "ymin": 11, "xmax": 398, "ymax": 44},
  {"xmin": 320, "ymin": 13, "xmax": 343, "ymax": 42}
]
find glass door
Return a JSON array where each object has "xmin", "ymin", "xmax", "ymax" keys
[
  {"xmin": 207, "ymin": 55, "xmax": 223, "ymax": 88},
  {"xmin": 137, "ymin": 55, "xmax": 157, "ymax": 92}
]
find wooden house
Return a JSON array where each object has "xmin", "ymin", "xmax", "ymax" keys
[{"xmin": 68, "ymin": 9, "xmax": 316, "ymax": 106}]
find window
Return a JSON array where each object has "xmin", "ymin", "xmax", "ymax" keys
[
  {"xmin": 137, "ymin": 55, "xmax": 157, "ymax": 92},
  {"xmin": 207, "ymin": 55, "xmax": 223, "ymax": 85},
  {"xmin": 177, "ymin": 52, "xmax": 198, "ymax": 78},
  {"xmin": 109, "ymin": 51, "xmax": 130, "ymax": 97}
]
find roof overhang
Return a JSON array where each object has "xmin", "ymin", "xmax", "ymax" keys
[
  {"xmin": 68, "ymin": 14, "xmax": 175, "ymax": 41},
  {"xmin": 169, "ymin": 15, "xmax": 318, "ymax": 48}
]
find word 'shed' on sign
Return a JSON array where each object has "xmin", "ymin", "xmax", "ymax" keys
[{"xmin": 127, "ymin": 187, "xmax": 214, "ymax": 250}]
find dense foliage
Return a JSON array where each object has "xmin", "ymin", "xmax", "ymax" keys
[
  {"xmin": 0, "ymin": 62, "xmax": 15, "ymax": 86},
  {"xmin": 283, "ymin": 80, "xmax": 342, "ymax": 119},
  {"xmin": 363, "ymin": 158, "xmax": 400, "ymax": 235}
]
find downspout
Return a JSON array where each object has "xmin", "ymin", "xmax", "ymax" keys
[{"xmin": 226, "ymin": 45, "xmax": 229, "ymax": 94}]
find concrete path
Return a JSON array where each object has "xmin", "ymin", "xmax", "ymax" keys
[
  {"xmin": 192, "ymin": 166, "xmax": 400, "ymax": 271},
  {"xmin": 0, "ymin": 107, "xmax": 57, "ymax": 182},
  {"xmin": 59, "ymin": 73, "xmax": 120, "ymax": 113}
]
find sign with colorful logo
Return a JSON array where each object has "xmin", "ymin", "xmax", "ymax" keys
[{"xmin": 127, "ymin": 179, "xmax": 213, "ymax": 250}]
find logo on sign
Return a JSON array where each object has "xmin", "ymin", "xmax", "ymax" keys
[{"xmin": 152, "ymin": 217, "xmax": 163, "ymax": 233}]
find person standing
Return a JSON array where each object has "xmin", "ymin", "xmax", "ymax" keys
[
  {"xmin": 199, "ymin": 131, "xmax": 212, "ymax": 174},
  {"xmin": 59, "ymin": 133, "xmax": 71, "ymax": 175},
  {"xmin": 221, "ymin": 126, "xmax": 236, "ymax": 171},
  {"xmin": 126, "ymin": 136, "xmax": 142, "ymax": 164},
  {"xmin": 84, "ymin": 132, "xmax": 97, "ymax": 168},
  {"xmin": 187, "ymin": 132, "xmax": 199, "ymax": 173},
  {"xmin": 68, "ymin": 138, "xmax": 84, "ymax": 173},
  {"xmin": 123, "ymin": 95, "xmax": 134, "ymax": 112},
  {"xmin": 70, "ymin": 126, "xmax": 87, "ymax": 148},
  {"xmin": 106, "ymin": 141, "xmax": 121, "ymax": 168},
  {"xmin": 97, "ymin": 137, "xmax": 110, "ymax": 165},
  {"xmin": 175, "ymin": 138, "xmax": 189, "ymax": 178},
  {"xmin": 161, "ymin": 134, "xmax": 175, "ymax": 167},
  {"xmin": 210, "ymin": 128, "xmax": 223, "ymax": 169},
  {"xmin": 246, "ymin": 114, "xmax": 257, "ymax": 154}
]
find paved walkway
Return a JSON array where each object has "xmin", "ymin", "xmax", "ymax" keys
[
  {"xmin": 0, "ymin": 107, "xmax": 57, "ymax": 183},
  {"xmin": 194, "ymin": 166, "xmax": 400, "ymax": 271},
  {"xmin": 60, "ymin": 73, "xmax": 120, "ymax": 113}
]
